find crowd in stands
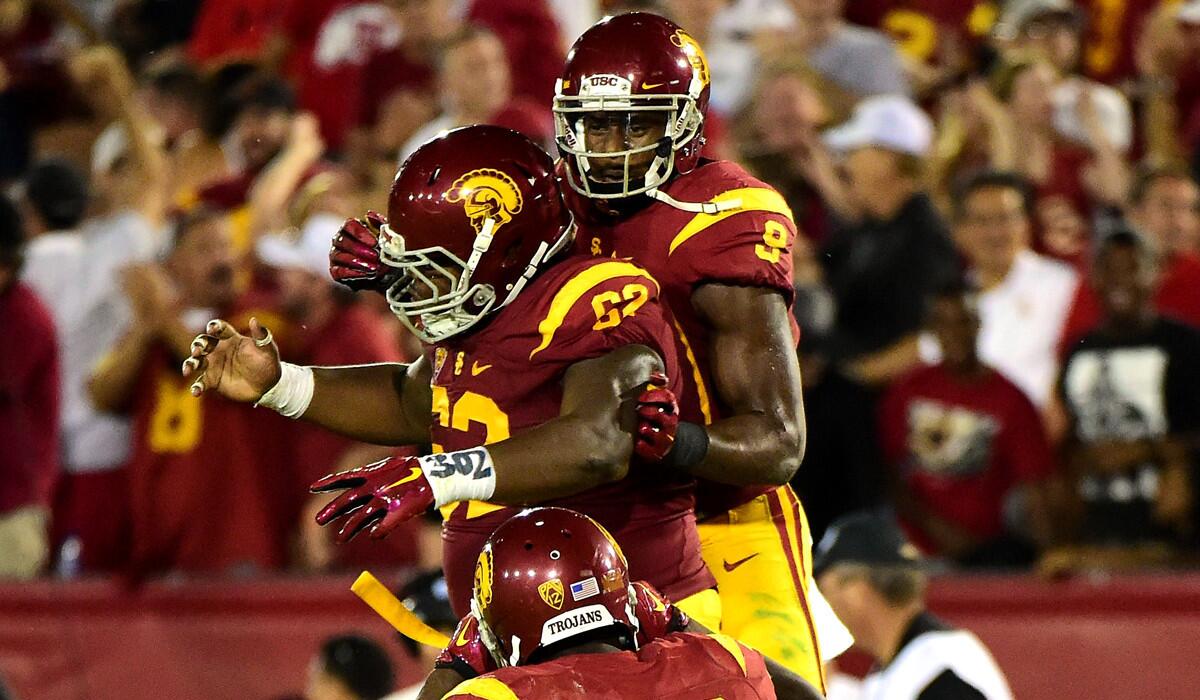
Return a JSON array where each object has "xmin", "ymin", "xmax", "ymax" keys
[{"xmin": 2, "ymin": 0, "xmax": 1199, "ymax": 583}]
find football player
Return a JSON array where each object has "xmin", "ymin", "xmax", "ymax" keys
[
  {"xmin": 440, "ymin": 506, "xmax": 820, "ymax": 700},
  {"xmin": 182, "ymin": 125, "xmax": 716, "ymax": 624},
  {"xmin": 553, "ymin": 12, "xmax": 836, "ymax": 688}
]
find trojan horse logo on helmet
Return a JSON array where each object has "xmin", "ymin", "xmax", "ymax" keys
[
  {"xmin": 446, "ymin": 168, "xmax": 524, "ymax": 234},
  {"xmin": 669, "ymin": 29, "xmax": 710, "ymax": 87}
]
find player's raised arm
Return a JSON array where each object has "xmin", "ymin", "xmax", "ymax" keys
[
  {"xmin": 310, "ymin": 344, "xmax": 663, "ymax": 543},
  {"xmin": 181, "ymin": 317, "xmax": 432, "ymax": 446}
]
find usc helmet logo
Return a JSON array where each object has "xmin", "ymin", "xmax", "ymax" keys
[
  {"xmin": 447, "ymin": 168, "xmax": 524, "ymax": 234},
  {"xmin": 670, "ymin": 29, "xmax": 710, "ymax": 86},
  {"xmin": 538, "ymin": 578, "xmax": 565, "ymax": 610},
  {"xmin": 474, "ymin": 548, "xmax": 494, "ymax": 610}
]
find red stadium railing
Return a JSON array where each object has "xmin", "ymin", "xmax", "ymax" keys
[{"xmin": 1, "ymin": 573, "xmax": 1197, "ymax": 699}]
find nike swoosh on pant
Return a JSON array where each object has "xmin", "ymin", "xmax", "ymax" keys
[{"xmin": 723, "ymin": 553, "xmax": 759, "ymax": 572}]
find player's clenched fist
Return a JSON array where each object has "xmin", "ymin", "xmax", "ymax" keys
[
  {"xmin": 435, "ymin": 613, "xmax": 497, "ymax": 678},
  {"xmin": 634, "ymin": 372, "xmax": 680, "ymax": 462},
  {"xmin": 329, "ymin": 210, "xmax": 396, "ymax": 293},
  {"xmin": 631, "ymin": 580, "xmax": 689, "ymax": 645},
  {"xmin": 181, "ymin": 317, "xmax": 282, "ymax": 402},
  {"xmin": 310, "ymin": 455, "xmax": 434, "ymax": 543}
]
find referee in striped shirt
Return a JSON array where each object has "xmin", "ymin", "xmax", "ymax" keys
[{"xmin": 815, "ymin": 511, "xmax": 1014, "ymax": 700}]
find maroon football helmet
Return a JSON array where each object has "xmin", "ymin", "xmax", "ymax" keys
[
  {"xmin": 380, "ymin": 125, "xmax": 574, "ymax": 343},
  {"xmin": 471, "ymin": 507, "xmax": 640, "ymax": 667},
  {"xmin": 554, "ymin": 12, "xmax": 711, "ymax": 201}
]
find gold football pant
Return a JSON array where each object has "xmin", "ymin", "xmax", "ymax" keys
[{"xmin": 697, "ymin": 485, "xmax": 825, "ymax": 692}]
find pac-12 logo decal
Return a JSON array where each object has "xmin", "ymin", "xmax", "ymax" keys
[
  {"xmin": 670, "ymin": 29, "xmax": 710, "ymax": 86},
  {"xmin": 538, "ymin": 578, "xmax": 565, "ymax": 610},
  {"xmin": 474, "ymin": 547, "xmax": 494, "ymax": 610},
  {"xmin": 447, "ymin": 168, "xmax": 524, "ymax": 234}
]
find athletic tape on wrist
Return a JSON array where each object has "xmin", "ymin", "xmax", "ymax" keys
[
  {"xmin": 255, "ymin": 363, "xmax": 315, "ymax": 418},
  {"xmin": 418, "ymin": 448, "xmax": 498, "ymax": 507},
  {"xmin": 666, "ymin": 421, "xmax": 709, "ymax": 469}
]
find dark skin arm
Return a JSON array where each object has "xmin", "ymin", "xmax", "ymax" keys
[
  {"xmin": 417, "ymin": 668, "xmax": 463, "ymax": 700},
  {"xmin": 688, "ymin": 283, "xmax": 806, "ymax": 485},
  {"xmin": 483, "ymin": 344, "xmax": 662, "ymax": 503},
  {"xmin": 181, "ymin": 318, "xmax": 432, "ymax": 446},
  {"xmin": 182, "ymin": 320, "xmax": 661, "ymax": 500}
]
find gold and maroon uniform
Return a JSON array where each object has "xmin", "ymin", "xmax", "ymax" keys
[
  {"xmin": 432, "ymin": 254, "xmax": 714, "ymax": 620},
  {"xmin": 445, "ymin": 632, "xmax": 776, "ymax": 700},
  {"xmin": 572, "ymin": 158, "xmax": 825, "ymax": 686}
]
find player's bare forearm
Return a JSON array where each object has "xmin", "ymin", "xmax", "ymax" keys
[
  {"xmin": 485, "ymin": 344, "xmax": 663, "ymax": 503},
  {"xmin": 303, "ymin": 358, "xmax": 432, "ymax": 446},
  {"xmin": 689, "ymin": 283, "xmax": 806, "ymax": 485},
  {"xmin": 417, "ymin": 668, "xmax": 465, "ymax": 700}
]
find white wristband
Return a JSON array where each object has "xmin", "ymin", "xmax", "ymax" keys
[
  {"xmin": 255, "ymin": 362, "xmax": 315, "ymax": 418},
  {"xmin": 418, "ymin": 448, "xmax": 498, "ymax": 508}
]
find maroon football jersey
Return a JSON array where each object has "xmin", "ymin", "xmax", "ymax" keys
[
  {"xmin": 569, "ymin": 159, "xmax": 800, "ymax": 518},
  {"xmin": 432, "ymin": 254, "xmax": 713, "ymax": 615},
  {"xmin": 445, "ymin": 632, "xmax": 776, "ymax": 700}
]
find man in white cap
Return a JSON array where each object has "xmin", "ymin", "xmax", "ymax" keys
[{"xmin": 797, "ymin": 96, "xmax": 960, "ymax": 536}]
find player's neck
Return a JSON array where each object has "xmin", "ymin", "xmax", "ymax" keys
[{"xmin": 541, "ymin": 640, "xmax": 624, "ymax": 661}]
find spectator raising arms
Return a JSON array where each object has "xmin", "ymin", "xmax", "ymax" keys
[{"xmin": 89, "ymin": 210, "xmax": 290, "ymax": 576}]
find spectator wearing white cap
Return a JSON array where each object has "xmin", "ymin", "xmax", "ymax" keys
[{"xmin": 795, "ymin": 96, "xmax": 960, "ymax": 537}]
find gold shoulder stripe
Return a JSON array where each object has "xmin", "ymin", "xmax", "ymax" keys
[
  {"xmin": 672, "ymin": 318, "xmax": 712, "ymax": 425},
  {"xmin": 667, "ymin": 187, "xmax": 794, "ymax": 256},
  {"xmin": 443, "ymin": 677, "xmax": 520, "ymax": 700},
  {"xmin": 708, "ymin": 633, "xmax": 749, "ymax": 676},
  {"xmin": 529, "ymin": 261, "xmax": 660, "ymax": 359}
]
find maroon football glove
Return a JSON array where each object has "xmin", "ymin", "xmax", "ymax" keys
[
  {"xmin": 634, "ymin": 372, "xmax": 680, "ymax": 462},
  {"xmin": 631, "ymin": 580, "xmax": 689, "ymax": 645},
  {"xmin": 329, "ymin": 210, "xmax": 397, "ymax": 293},
  {"xmin": 310, "ymin": 455, "xmax": 433, "ymax": 543},
  {"xmin": 434, "ymin": 613, "xmax": 497, "ymax": 679}
]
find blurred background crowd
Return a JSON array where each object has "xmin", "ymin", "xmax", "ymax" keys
[{"xmin": 2, "ymin": 0, "xmax": 1200, "ymax": 595}]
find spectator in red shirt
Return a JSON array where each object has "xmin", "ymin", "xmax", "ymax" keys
[
  {"xmin": 466, "ymin": 0, "xmax": 565, "ymax": 108},
  {"xmin": 989, "ymin": 56, "xmax": 1129, "ymax": 263},
  {"xmin": 0, "ymin": 195, "xmax": 59, "ymax": 579},
  {"xmin": 255, "ymin": 212, "xmax": 419, "ymax": 572},
  {"xmin": 397, "ymin": 26, "xmax": 553, "ymax": 163},
  {"xmin": 90, "ymin": 209, "xmax": 292, "ymax": 575},
  {"xmin": 266, "ymin": 0, "xmax": 403, "ymax": 151},
  {"xmin": 1061, "ymin": 166, "xmax": 1200, "ymax": 347},
  {"xmin": 187, "ymin": 0, "xmax": 288, "ymax": 68},
  {"xmin": 880, "ymin": 281, "xmax": 1056, "ymax": 567}
]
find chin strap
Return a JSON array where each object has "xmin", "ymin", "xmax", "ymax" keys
[{"xmin": 645, "ymin": 188, "xmax": 743, "ymax": 214}]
